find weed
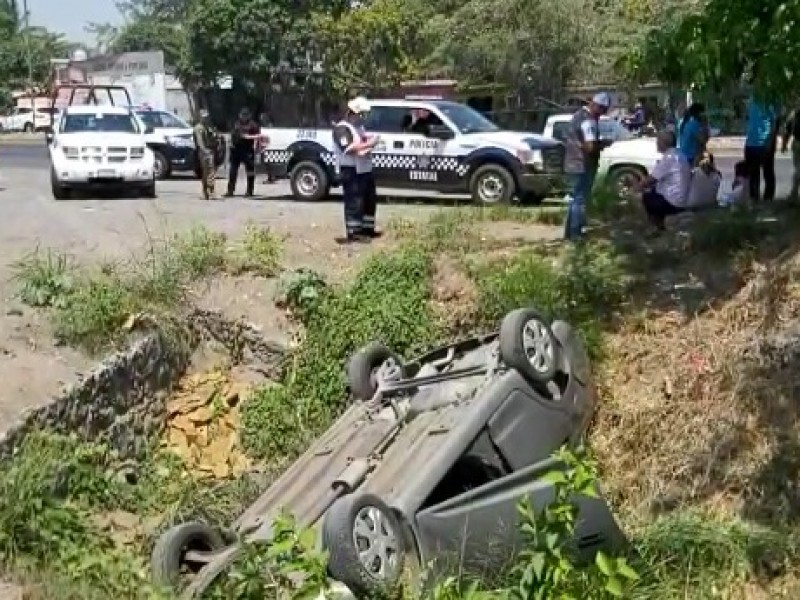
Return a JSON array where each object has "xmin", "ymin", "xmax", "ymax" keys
[
  {"xmin": 11, "ymin": 248, "xmax": 75, "ymax": 308},
  {"xmin": 207, "ymin": 512, "xmax": 328, "ymax": 599},
  {"xmin": 18, "ymin": 225, "xmax": 280, "ymax": 353},
  {"xmin": 242, "ymin": 245, "xmax": 438, "ymax": 459},
  {"xmin": 227, "ymin": 222, "xmax": 283, "ymax": 276},
  {"xmin": 475, "ymin": 240, "xmax": 628, "ymax": 356},
  {"xmin": 689, "ymin": 210, "xmax": 774, "ymax": 256},
  {"xmin": 274, "ymin": 268, "xmax": 328, "ymax": 320}
]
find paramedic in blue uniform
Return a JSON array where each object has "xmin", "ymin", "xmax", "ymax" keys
[
  {"xmin": 563, "ymin": 92, "xmax": 611, "ymax": 241},
  {"xmin": 332, "ymin": 96, "xmax": 380, "ymax": 243}
]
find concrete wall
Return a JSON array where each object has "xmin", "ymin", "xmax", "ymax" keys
[{"xmin": 0, "ymin": 310, "xmax": 286, "ymax": 460}]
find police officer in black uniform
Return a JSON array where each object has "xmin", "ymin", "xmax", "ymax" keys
[{"xmin": 225, "ymin": 107, "xmax": 261, "ymax": 197}]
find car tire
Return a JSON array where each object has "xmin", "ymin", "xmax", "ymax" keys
[
  {"xmin": 23, "ymin": 122, "xmax": 33, "ymax": 133},
  {"xmin": 499, "ymin": 307, "xmax": 560, "ymax": 384},
  {"xmin": 608, "ymin": 165, "xmax": 646, "ymax": 199},
  {"xmin": 290, "ymin": 160, "xmax": 330, "ymax": 202},
  {"xmin": 150, "ymin": 521, "xmax": 225, "ymax": 587},
  {"xmin": 153, "ymin": 149, "xmax": 170, "ymax": 180},
  {"xmin": 50, "ymin": 168, "xmax": 70, "ymax": 200},
  {"xmin": 347, "ymin": 342, "xmax": 404, "ymax": 402},
  {"xmin": 142, "ymin": 180, "xmax": 157, "ymax": 198},
  {"xmin": 323, "ymin": 493, "xmax": 406, "ymax": 598},
  {"xmin": 470, "ymin": 163, "xmax": 515, "ymax": 205}
]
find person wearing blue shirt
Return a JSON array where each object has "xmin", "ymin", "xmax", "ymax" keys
[
  {"xmin": 677, "ymin": 103, "xmax": 708, "ymax": 166},
  {"xmin": 744, "ymin": 96, "xmax": 779, "ymax": 201}
]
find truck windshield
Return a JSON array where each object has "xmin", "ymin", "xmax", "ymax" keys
[
  {"xmin": 61, "ymin": 113, "xmax": 139, "ymax": 134},
  {"xmin": 432, "ymin": 102, "xmax": 501, "ymax": 134}
]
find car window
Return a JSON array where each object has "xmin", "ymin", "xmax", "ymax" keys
[
  {"xmin": 551, "ymin": 121, "xmax": 570, "ymax": 142},
  {"xmin": 137, "ymin": 111, "xmax": 162, "ymax": 129},
  {"xmin": 157, "ymin": 111, "xmax": 189, "ymax": 129},
  {"xmin": 61, "ymin": 113, "xmax": 139, "ymax": 134},
  {"xmin": 363, "ymin": 106, "xmax": 410, "ymax": 133}
]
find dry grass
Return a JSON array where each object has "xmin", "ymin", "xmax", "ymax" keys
[{"xmin": 593, "ymin": 241, "xmax": 800, "ymax": 528}]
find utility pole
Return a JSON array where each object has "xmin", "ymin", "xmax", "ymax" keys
[{"xmin": 22, "ymin": 0, "xmax": 32, "ymax": 93}]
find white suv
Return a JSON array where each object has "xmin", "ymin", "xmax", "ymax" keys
[{"xmin": 48, "ymin": 105, "xmax": 157, "ymax": 200}]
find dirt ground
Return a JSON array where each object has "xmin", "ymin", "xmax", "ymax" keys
[{"xmin": 0, "ymin": 167, "xmax": 562, "ymax": 438}]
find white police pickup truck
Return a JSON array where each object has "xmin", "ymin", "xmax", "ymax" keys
[
  {"xmin": 260, "ymin": 99, "xmax": 565, "ymax": 204},
  {"xmin": 48, "ymin": 105, "xmax": 156, "ymax": 200}
]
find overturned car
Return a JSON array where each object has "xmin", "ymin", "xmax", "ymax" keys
[{"xmin": 151, "ymin": 307, "xmax": 625, "ymax": 597}]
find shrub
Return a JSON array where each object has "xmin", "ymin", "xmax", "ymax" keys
[{"xmin": 242, "ymin": 245, "xmax": 439, "ymax": 459}]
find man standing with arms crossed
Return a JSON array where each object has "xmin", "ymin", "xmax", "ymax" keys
[
  {"xmin": 563, "ymin": 92, "xmax": 611, "ymax": 241},
  {"xmin": 332, "ymin": 96, "xmax": 380, "ymax": 243}
]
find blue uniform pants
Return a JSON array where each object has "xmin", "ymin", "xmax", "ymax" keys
[
  {"xmin": 357, "ymin": 171, "xmax": 377, "ymax": 233},
  {"xmin": 341, "ymin": 167, "xmax": 361, "ymax": 236},
  {"xmin": 564, "ymin": 169, "xmax": 596, "ymax": 240}
]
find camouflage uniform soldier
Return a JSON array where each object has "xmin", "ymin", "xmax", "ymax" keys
[{"xmin": 193, "ymin": 109, "xmax": 216, "ymax": 200}]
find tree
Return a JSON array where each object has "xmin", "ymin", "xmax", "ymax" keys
[
  {"xmin": 629, "ymin": 0, "xmax": 800, "ymax": 101},
  {"xmin": 86, "ymin": 0, "xmax": 189, "ymax": 67},
  {"xmin": 311, "ymin": 0, "xmax": 427, "ymax": 91},
  {"xmin": 181, "ymin": 0, "xmax": 341, "ymax": 85}
]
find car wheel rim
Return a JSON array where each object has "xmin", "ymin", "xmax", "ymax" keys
[
  {"xmin": 353, "ymin": 506, "xmax": 399, "ymax": 580},
  {"xmin": 297, "ymin": 170, "xmax": 319, "ymax": 196},
  {"xmin": 522, "ymin": 318, "xmax": 554, "ymax": 374},
  {"xmin": 478, "ymin": 174, "xmax": 504, "ymax": 202}
]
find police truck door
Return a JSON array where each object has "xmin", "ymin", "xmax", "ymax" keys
[{"xmin": 361, "ymin": 105, "xmax": 415, "ymax": 188}]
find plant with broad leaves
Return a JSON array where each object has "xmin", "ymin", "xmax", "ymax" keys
[{"xmin": 510, "ymin": 446, "xmax": 639, "ymax": 599}]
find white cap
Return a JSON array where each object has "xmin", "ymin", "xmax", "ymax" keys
[
  {"xmin": 347, "ymin": 96, "xmax": 371, "ymax": 114},
  {"xmin": 592, "ymin": 92, "xmax": 611, "ymax": 108}
]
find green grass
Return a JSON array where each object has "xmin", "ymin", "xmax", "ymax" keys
[{"xmin": 10, "ymin": 225, "xmax": 284, "ymax": 353}]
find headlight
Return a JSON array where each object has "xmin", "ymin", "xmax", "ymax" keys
[
  {"xmin": 516, "ymin": 148, "xmax": 533, "ymax": 163},
  {"xmin": 166, "ymin": 135, "xmax": 194, "ymax": 148},
  {"xmin": 62, "ymin": 146, "xmax": 79, "ymax": 158},
  {"xmin": 530, "ymin": 149, "xmax": 543, "ymax": 169}
]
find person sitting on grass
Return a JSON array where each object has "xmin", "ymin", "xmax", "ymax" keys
[{"xmin": 636, "ymin": 130, "xmax": 691, "ymax": 235}]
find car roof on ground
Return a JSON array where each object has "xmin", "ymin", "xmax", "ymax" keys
[{"xmin": 63, "ymin": 105, "xmax": 134, "ymax": 116}]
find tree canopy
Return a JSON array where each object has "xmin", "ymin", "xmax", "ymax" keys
[{"xmin": 627, "ymin": 0, "xmax": 800, "ymax": 101}]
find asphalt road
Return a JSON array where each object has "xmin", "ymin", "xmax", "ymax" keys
[{"xmin": 1, "ymin": 142, "xmax": 794, "ymax": 198}]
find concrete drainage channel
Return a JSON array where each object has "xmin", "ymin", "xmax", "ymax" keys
[{"xmin": 0, "ymin": 308, "xmax": 287, "ymax": 460}]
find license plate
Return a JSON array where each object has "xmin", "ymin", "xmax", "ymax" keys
[{"xmin": 97, "ymin": 169, "xmax": 117, "ymax": 177}]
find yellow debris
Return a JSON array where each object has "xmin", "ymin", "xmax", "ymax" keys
[{"xmin": 163, "ymin": 369, "xmax": 253, "ymax": 479}]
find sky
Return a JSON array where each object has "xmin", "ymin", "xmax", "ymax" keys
[{"xmin": 27, "ymin": 0, "xmax": 123, "ymax": 44}]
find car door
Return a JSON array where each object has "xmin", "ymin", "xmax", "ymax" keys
[
  {"xmin": 414, "ymin": 456, "xmax": 626, "ymax": 579},
  {"xmin": 362, "ymin": 105, "xmax": 417, "ymax": 188},
  {"xmin": 402, "ymin": 107, "xmax": 458, "ymax": 190}
]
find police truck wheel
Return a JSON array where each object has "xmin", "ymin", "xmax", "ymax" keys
[
  {"xmin": 290, "ymin": 160, "xmax": 329, "ymax": 202},
  {"xmin": 153, "ymin": 150, "xmax": 170, "ymax": 180},
  {"xmin": 50, "ymin": 168, "xmax": 70, "ymax": 200},
  {"xmin": 471, "ymin": 164, "xmax": 515, "ymax": 205}
]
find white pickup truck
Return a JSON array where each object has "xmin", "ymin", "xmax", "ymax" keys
[
  {"xmin": 48, "ymin": 105, "xmax": 157, "ymax": 200},
  {"xmin": 260, "ymin": 99, "xmax": 565, "ymax": 204}
]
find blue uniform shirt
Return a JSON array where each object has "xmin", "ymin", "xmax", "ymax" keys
[{"xmin": 745, "ymin": 99, "xmax": 777, "ymax": 148}]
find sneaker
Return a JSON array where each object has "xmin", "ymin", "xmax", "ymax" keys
[
  {"xmin": 362, "ymin": 229, "xmax": 383, "ymax": 239},
  {"xmin": 223, "ymin": 192, "xmax": 234, "ymax": 197}
]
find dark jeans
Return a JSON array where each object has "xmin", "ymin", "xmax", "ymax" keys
[
  {"xmin": 744, "ymin": 145, "xmax": 776, "ymax": 201},
  {"xmin": 357, "ymin": 171, "xmax": 377, "ymax": 233},
  {"xmin": 227, "ymin": 150, "xmax": 255, "ymax": 195},
  {"xmin": 642, "ymin": 190, "xmax": 683, "ymax": 229}
]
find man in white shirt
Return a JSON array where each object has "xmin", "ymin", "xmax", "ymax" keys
[{"xmin": 638, "ymin": 130, "xmax": 691, "ymax": 232}]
